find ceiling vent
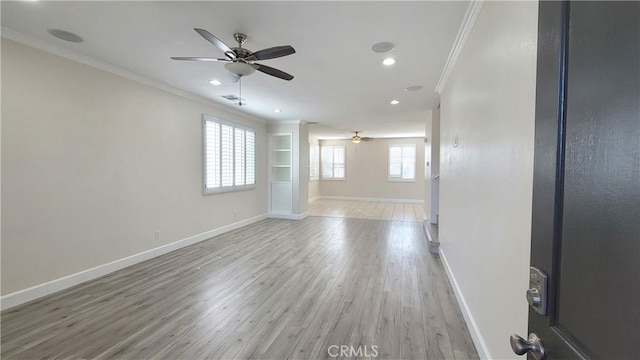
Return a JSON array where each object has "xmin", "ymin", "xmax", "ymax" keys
[{"xmin": 221, "ymin": 95, "xmax": 245, "ymax": 102}]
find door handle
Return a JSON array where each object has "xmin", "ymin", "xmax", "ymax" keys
[{"xmin": 510, "ymin": 333, "xmax": 545, "ymax": 360}]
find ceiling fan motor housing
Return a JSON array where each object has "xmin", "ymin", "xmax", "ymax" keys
[{"xmin": 231, "ymin": 48, "xmax": 253, "ymax": 59}]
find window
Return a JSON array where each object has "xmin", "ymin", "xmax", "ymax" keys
[
  {"xmin": 388, "ymin": 144, "xmax": 416, "ymax": 181},
  {"xmin": 309, "ymin": 144, "xmax": 320, "ymax": 181},
  {"xmin": 203, "ymin": 115, "xmax": 255, "ymax": 194},
  {"xmin": 321, "ymin": 145, "xmax": 345, "ymax": 180}
]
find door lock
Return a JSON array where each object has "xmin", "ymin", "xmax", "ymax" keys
[
  {"xmin": 526, "ymin": 287, "xmax": 541, "ymax": 307},
  {"xmin": 528, "ymin": 267, "xmax": 548, "ymax": 315},
  {"xmin": 510, "ymin": 333, "xmax": 545, "ymax": 360}
]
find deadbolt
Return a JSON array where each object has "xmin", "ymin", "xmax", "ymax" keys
[
  {"xmin": 528, "ymin": 267, "xmax": 548, "ymax": 315},
  {"xmin": 510, "ymin": 333, "xmax": 545, "ymax": 360},
  {"xmin": 526, "ymin": 288, "xmax": 541, "ymax": 307}
]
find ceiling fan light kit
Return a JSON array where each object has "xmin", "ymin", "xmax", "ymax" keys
[
  {"xmin": 350, "ymin": 131, "xmax": 374, "ymax": 143},
  {"xmin": 224, "ymin": 62, "xmax": 255, "ymax": 77}
]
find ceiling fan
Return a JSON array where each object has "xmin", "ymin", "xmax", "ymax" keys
[
  {"xmin": 171, "ymin": 28, "xmax": 295, "ymax": 82},
  {"xmin": 350, "ymin": 131, "xmax": 374, "ymax": 144}
]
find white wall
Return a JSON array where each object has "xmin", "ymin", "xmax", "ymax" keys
[
  {"xmin": 429, "ymin": 107, "xmax": 441, "ymax": 223},
  {"xmin": 438, "ymin": 1, "xmax": 538, "ymax": 359},
  {"xmin": 298, "ymin": 124, "xmax": 310, "ymax": 214},
  {"xmin": 319, "ymin": 138, "xmax": 424, "ymax": 201},
  {"xmin": 424, "ymin": 113, "xmax": 433, "ymax": 217},
  {"xmin": 308, "ymin": 135, "xmax": 320, "ymax": 201},
  {"xmin": 1, "ymin": 39, "xmax": 268, "ymax": 297}
]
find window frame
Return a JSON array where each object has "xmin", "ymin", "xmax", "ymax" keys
[
  {"xmin": 309, "ymin": 143, "xmax": 320, "ymax": 181},
  {"xmin": 202, "ymin": 114, "xmax": 256, "ymax": 195},
  {"xmin": 388, "ymin": 144, "xmax": 417, "ymax": 182},
  {"xmin": 321, "ymin": 145, "xmax": 346, "ymax": 181}
]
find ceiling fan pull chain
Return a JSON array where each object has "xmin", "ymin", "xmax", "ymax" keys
[{"xmin": 239, "ymin": 78, "xmax": 243, "ymax": 106}]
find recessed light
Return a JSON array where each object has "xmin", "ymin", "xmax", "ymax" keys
[
  {"xmin": 382, "ymin": 58, "xmax": 396, "ymax": 66},
  {"xmin": 274, "ymin": 109, "xmax": 282, "ymax": 113},
  {"xmin": 390, "ymin": 100, "xmax": 400, "ymax": 105},
  {"xmin": 209, "ymin": 79, "xmax": 222, "ymax": 86},
  {"xmin": 48, "ymin": 29, "xmax": 83, "ymax": 43},
  {"xmin": 371, "ymin": 42, "xmax": 395, "ymax": 53},
  {"xmin": 405, "ymin": 85, "xmax": 423, "ymax": 92}
]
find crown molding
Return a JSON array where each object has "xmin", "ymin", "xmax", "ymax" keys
[
  {"xmin": 1, "ymin": 27, "xmax": 267, "ymax": 124},
  {"xmin": 435, "ymin": 0, "xmax": 485, "ymax": 95},
  {"xmin": 273, "ymin": 119, "xmax": 304, "ymax": 125}
]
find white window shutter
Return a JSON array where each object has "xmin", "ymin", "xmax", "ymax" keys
[
  {"xmin": 205, "ymin": 120, "xmax": 221, "ymax": 188},
  {"xmin": 389, "ymin": 144, "xmax": 416, "ymax": 181},
  {"xmin": 234, "ymin": 128, "xmax": 246, "ymax": 186},
  {"xmin": 203, "ymin": 116, "xmax": 256, "ymax": 194},
  {"xmin": 246, "ymin": 130, "xmax": 255, "ymax": 185}
]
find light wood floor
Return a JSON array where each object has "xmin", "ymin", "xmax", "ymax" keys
[
  {"xmin": 1, "ymin": 217, "xmax": 477, "ymax": 360},
  {"xmin": 308, "ymin": 200, "xmax": 426, "ymax": 222}
]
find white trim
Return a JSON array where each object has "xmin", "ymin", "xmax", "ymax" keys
[
  {"xmin": 316, "ymin": 196, "xmax": 423, "ymax": 204},
  {"xmin": 268, "ymin": 212, "xmax": 308, "ymax": 220},
  {"xmin": 308, "ymin": 196, "xmax": 321, "ymax": 203},
  {"xmin": 0, "ymin": 214, "xmax": 268, "ymax": 311},
  {"xmin": 387, "ymin": 179, "xmax": 417, "ymax": 183},
  {"xmin": 434, "ymin": 0, "xmax": 485, "ymax": 94},
  {"xmin": 273, "ymin": 119, "xmax": 303, "ymax": 125},
  {"xmin": 439, "ymin": 249, "xmax": 492, "ymax": 360},
  {"xmin": 0, "ymin": 27, "xmax": 266, "ymax": 125}
]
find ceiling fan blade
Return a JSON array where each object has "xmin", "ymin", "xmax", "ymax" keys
[
  {"xmin": 227, "ymin": 72, "xmax": 241, "ymax": 83},
  {"xmin": 193, "ymin": 28, "xmax": 236, "ymax": 59},
  {"xmin": 253, "ymin": 63, "xmax": 294, "ymax": 81},
  {"xmin": 250, "ymin": 45, "xmax": 296, "ymax": 61},
  {"xmin": 170, "ymin": 57, "xmax": 229, "ymax": 62}
]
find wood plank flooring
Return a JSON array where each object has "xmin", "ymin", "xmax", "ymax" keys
[
  {"xmin": 1, "ymin": 217, "xmax": 478, "ymax": 360},
  {"xmin": 308, "ymin": 200, "xmax": 426, "ymax": 222}
]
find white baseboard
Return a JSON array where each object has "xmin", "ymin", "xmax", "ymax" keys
[
  {"xmin": 308, "ymin": 196, "xmax": 321, "ymax": 203},
  {"xmin": 268, "ymin": 212, "xmax": 308, "ymax": 220},
  {"xmin": 439, "ymin": 249, "xmax": 492, "ymax": 360},
  {"xmin": 316, "ymin": 196, "xmax": 424, "ymax": 204},
  {"xmin": 0, "ymin": 213, "xmax": 268, "ymax": 311}
]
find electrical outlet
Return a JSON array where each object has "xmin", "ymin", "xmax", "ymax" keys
[{"xmin": 154, "ymin": 231, "xmax": 160, "ymax": 240}]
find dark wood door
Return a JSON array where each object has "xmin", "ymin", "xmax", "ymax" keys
[{"xmin": 525, "ymin": 1, "xmax": 639, "ymax": 359}]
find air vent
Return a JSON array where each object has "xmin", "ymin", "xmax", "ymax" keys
[
  {"xmin": 48, "ymin": 29, "xmax": 84, "ymax": 43},
  {"xmin": 221, "ymin": 95, "xmax": 246, "ymax": 102}
]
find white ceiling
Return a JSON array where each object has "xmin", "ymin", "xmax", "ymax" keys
[{"xmin": 1, "ymin": 1, "xmax": 469, "ymax": 139}]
